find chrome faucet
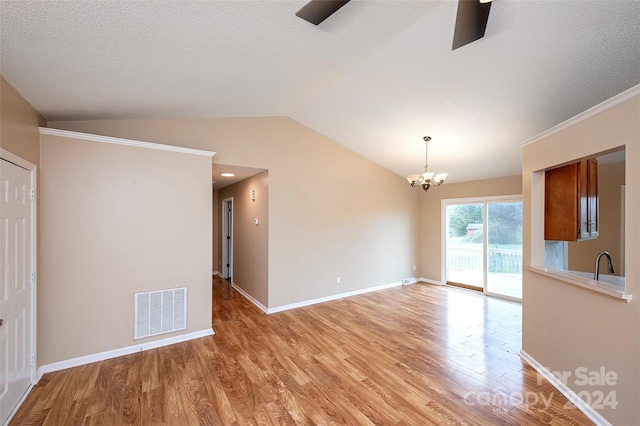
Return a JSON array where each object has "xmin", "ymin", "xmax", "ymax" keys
[{"xmin": 594, "ymin": 251, "xmax": 615, "ymax": 280}]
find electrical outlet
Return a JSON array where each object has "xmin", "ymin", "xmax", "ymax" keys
[{"xmin": 336, "ymin": 276, "xmax": 341, "ymax": 284}]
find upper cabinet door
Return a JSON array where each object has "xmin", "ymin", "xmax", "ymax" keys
[
  {"xmin": 544, "ymin": 159, "xmax": 598, "ymax": 241},
  {"xmin": 587, "ymin": 158, "xmax": 599, "ymax": 238}
]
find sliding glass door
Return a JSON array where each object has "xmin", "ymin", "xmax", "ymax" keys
[
  {"xmin": 445, "ymin": 197, "xmax": 522, "ymax": 300},
  {"xmin": 446, "ymin": 203, "xmax": 484, "ymax": 290},
  {"xmin": 486, "ymin": 201, "xmax": 523, "ymax": 299}
]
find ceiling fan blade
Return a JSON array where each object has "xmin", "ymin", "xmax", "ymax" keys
[
  {"xmin": 296, "ymin": 0, "xmax": 351, "ymax": 25},
  {"xmin": 452, "ymin": 0, "xmax": 492, "ymax": 50}
]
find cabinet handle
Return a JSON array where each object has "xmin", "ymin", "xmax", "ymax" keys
[{"xmin": 0, "ymin": 319, "xmax": 4, "ymax": 327}]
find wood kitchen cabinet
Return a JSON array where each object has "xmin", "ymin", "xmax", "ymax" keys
[{"xmin": 544, "ymin": 158, "xmax": 598, "ymax": 241}]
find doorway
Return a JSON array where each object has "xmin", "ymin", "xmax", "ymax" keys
[
  {"xmin": 444, "ymin": 196, "xmax": 523, "ymax": 300},
  {"xmin": 222, "ymin": 198, "xmax": 233, "ymax": 282},
  {"xmin": 0, "ymin": 152, "xmax": 36, "ymax": 425}
]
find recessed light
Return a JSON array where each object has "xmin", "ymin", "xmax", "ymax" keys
[{"xmin": 220, "ymin": 172, "xmax": 235, "ymax": 177}]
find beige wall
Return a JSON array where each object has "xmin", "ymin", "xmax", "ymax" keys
[
  {"xmin": 0, "ymin": 76, "xmax": 45, "ymax": 165},
  {"xmin": 419, "ymin": 175, "xmax": 522, "ymax": 282},
  {"xmin": 49, "ymin": 117, "xmax": 421, "ymax": 308},
  {"xmin": 39, "ymin": 132, "xmax": 213, "ymax": 364},
  {"xmin": 522, "ymin": 93, "xmax": 639, "ymax": 425},
  {"xmin": 217, "ymin": 171, "xmax": 269, "ymax": 306},
  {"xmin": 568, "ymin": 161, "xmax": 625, "ymax": 275}
]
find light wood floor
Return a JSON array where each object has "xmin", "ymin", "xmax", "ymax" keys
[{"xmin": 10, "ymin": 276, "xmax": 593, "ymax": 425}]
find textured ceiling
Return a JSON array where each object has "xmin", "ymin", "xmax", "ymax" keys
[{"xmin": 1, "ymin": 0, "xmax": 639, "ymax": 183}]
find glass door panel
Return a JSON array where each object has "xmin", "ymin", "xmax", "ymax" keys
[
  {"xmin": 486, "ymin": 202, "xmax": 523, "ymax": 299},
  {"xmin": 446, "ymin": 203, "xmax": 484, "ymax": 289}
]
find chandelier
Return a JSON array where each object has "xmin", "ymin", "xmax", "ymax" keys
[{"xmin": 406, "ymin": 136, "xmax": 448, "ymax": 191}]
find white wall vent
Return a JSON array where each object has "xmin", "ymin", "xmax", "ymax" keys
[{"xmin": 134, "ymin": 287, "xmax": 187, "ymax": 340}]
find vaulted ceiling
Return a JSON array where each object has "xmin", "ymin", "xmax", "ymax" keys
[{"xmin": 1, "ymin": 0, "xmax": 638, "ymax": 183}]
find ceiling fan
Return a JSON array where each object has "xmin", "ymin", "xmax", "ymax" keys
[{"xmin": 295, "ymin": 0, "xmax": 493, "ymax": 50}]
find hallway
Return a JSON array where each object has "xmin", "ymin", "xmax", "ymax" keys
[{"xmin": 212, "ymin": 274, "xmax": 265, "ymax": 326}]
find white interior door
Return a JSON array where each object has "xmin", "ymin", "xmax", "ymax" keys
[{"xmin": 0, "ymin": 157, "xmax": 34, "ymax": 425}]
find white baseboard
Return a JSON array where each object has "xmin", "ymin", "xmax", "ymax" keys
[
  {"xmin": 4, "ymin": 382, "xmax": 35, "ymax": 426},
  {"xmin": 266, "ymin": 281, "xmax": 403, "ymax": 314},
  {"xmin": 419, "ymin": 277, "xmax": 444, "ymax": 286},
  {"xmin": 37, "ymin": 328, "xmax": 214, "ymax": 379},
  {"xmin": 519, "ymin": 349, "xmax": 611, "ymax": 426},
  {"xmin": 230, "ymin": 282, "xmax": 269, "ymax": 313},
  {"xmin": 212, "ymin": 273, "xmax": 269, "ymax": 313},
  {"xmin": 223, "ymin": 277, "xmax": 432, "ymax": 315},
  {"xmin": 222, "ymin": 276, "xmax": 405, "ymax": 316}
]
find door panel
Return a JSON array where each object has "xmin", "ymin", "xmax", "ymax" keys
[
  {"xmin": 446, "ymin": 203, "xmax": 484, "ymax": 289},
  {"xmin": 0, "ymin": 158, "xmax": 33, "ymax": 425},
  {"xmin": 486, "ymin": 201, "xmax": 523, "ymax": 299}
]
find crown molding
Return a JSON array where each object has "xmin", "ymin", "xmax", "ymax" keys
[
  {"xmin": 520, "ymin": 84, "xmax": 640, "ymax": 148},
  {"xmin": 39, "ymin": 127, "xmax": 216, "ymax": 157}
]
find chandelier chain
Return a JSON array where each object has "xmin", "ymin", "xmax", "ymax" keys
[{"xmin": 424, "ymin": 138, "xmax": 429, "ymax": 171}]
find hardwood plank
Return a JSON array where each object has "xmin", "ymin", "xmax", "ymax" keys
[
  {"xmin": 10, "ymin": 278, "xmax": 595, "ymax": 425},
  {"xmin": 212, "ymin": 275, "xmax": 265, "ymax": 326}
]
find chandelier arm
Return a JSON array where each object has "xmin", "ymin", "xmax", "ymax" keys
[{"xmin": 407, "ymin": 135, "xmax": 445, "ymax": 191}]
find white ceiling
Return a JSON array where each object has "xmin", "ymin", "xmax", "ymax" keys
[
  {"xmin": 1, "ymin": 0, "xmax": 638, "ymax": 183},
  {"xmin": 212, "ymin": 163, "xmax": 265, "ymax": 189}
]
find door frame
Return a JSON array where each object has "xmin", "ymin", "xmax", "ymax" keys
[
  {"xmin": 621, "ymin": 185, "xmax": 625, "ymax": 276},
  {"xmin": 0, "ymin": 148, "xmax": 37, "ymax": 423},
  {"xmin": 441, "ymin": 194, "xmax": 522, "ymax": 302},
  {"xmin": 222, "ymin": 197, "xmax": 233, "ymax": 281}
]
